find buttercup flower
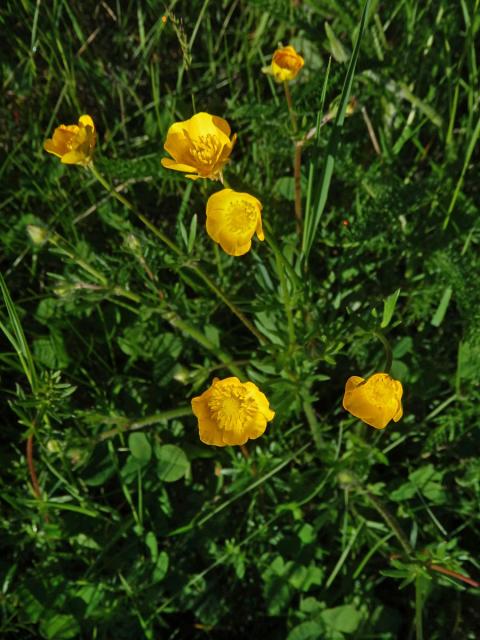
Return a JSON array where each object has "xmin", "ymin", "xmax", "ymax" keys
[
  {"xmin": 343, "ymin": 373, "xmax": 403, "ymax": 430},
  {"xmin": 266, "ymin": 45, "xmax": 304, "ymax": 83},
  {"xmin": 191, "ymin": 377, "xmax": 275, "ymax": 446},
  {"xmin": 44, "ymin": 114, "xmax": 96, "ymax": 165},
  {"xmin": 206, "ymin": 189, "xmax": 264, "ymax": 256},
  {"xmin": 161, "ymin": 112, "xmax": 236, "ymax": 181}
]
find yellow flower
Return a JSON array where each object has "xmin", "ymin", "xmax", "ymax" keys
[
  {"xmin": 206, "ymin": 188, "xmax": 264, "ymax": 256},
  {"xmin": 267, "ymin": 45, "xmax": 304, "ymax": 83},
  {"xmin": 191, "ymin": 377, "xmax": 275, "ymax": 446},
  {"xmin": 44, "ymin": 114, "xmax": 96, "ymax": 165},
  {"xmin": 343, "ymin": 373, "xmax": 403, "ymax": 430},
  {"xmin": 161, "ymin": 112, "xmax": 237, "ymax": 181}
]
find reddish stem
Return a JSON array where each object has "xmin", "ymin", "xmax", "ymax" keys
[
  {"xmin": 429, "ymin": 563, "xmax": 480, "ymax": 588},
  {"xmin": 390, "ymin": 553, "xmax": 479, "ymax": 589}
]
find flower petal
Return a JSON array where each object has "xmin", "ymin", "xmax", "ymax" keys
[
  {"xmin": 61, "ymin": 150, "xmax": 88, "ymax": 164},
  {"xmin": 79, "ymin": 114, "xmax": 95, "ymax": 129},
  {"xmin": 161, "ymin": 157, "xmax": 197, "ymax": 173},
  {"xmin": 343, "ymin": 373, "xmax": 403, "ymax": 429},
  {"xmin": 198, "ymin": 416, "xmax": 224, "ymax": 446},
  {"xmin": 191, "ymin": 377, "xmax": 274, "ymax": 447},
  {"xmin": 244, "ymin": 413, "xmax": 268, "ymax": 440}
]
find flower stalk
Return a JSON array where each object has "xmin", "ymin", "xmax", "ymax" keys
[{"xmin": 373, "ymin": 330, "xmax": 393, "ymax": 373}]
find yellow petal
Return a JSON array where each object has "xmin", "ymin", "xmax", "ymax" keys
[
  {"xmin": 244, "ymin": 414, "xmax": 268, "ymax": 440},
  {"xmin": 163, "ymin": 130, "xmax": 191, "ymax": 162},
  {"xmin": 205, "ymin": 189, "xmax": 263, "ymax": 256},
  {"xmin": 79, "ymin": 114, "xmax": 95, "ymax": 129},
  {"xmin": 61, "ymin": 150, "xmax": 88, "ymax": 164},
  {"xmin": 343, "ymin": 373, "xmax": 403, "ymax": 429},
  {"xmin": 256, "ymin": 217, "xmax": 265, "ymax": 241},
  {"xmin": 162, "ymin": 113, "xmax": 235, "ymax": 180},
  {"xmin": 161, "ymin": 157, "xmax": 197, "ymax": 173},
  {"xmin": 44, "ymin": 116, "xmax": 96, "ymax": 165},
  {"xmin": 211, "ymin": 115, "xmax": 232, "ymax": 138},
  {"xmin": 191, "ymin": 394, "xmax": 210, "ymax": 420},
  {"xmin": 218, "ymin": 230, "xmax": 252, "ymax": 256},
  {"xmin": 198, "ymin": 416, "xmax": 224, "ymax": 446},
  {"xmin": 43, "ymin": 139, "xmax": 63, "ymax": 158},
  {"xmin": 245, "ymin": 383, "xmax": 275, "ymax": 421},
  {"xmin": 205, "ymin": 216, "xmax": 222, "ymax": 243},
  {"xmin": 183, "ymin": 112, "xmax": 230, "ymax": 141},
  {"xmin": 191, "ymin": 377, "xmax": 274, "ymax": 446},
  {"xmin": 271, "ymin": 45, "xmax": 304, "ymax": 83}
]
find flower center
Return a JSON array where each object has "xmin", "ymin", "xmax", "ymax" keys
[
  {"xmin": 226, "ymin": 200, "xmax": 258, "ymax": 235},
  {"xmin": 189, "ymin": 134, "xmax": 222, "ymax": 169},
  {"xmin": 208, "ymin": 384, "xmax": 257, "ymax": 431},
  {"xmin": 57, "ymin": 126, "xmax": 81, "ymax": 151}
]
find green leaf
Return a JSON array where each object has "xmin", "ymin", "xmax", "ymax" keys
[
  {"xmin": 301, "ymin": 0, "xmax": 373, "ymax": 263},
  {"xmin": 145, "ymin": 531, "xmax": 158, "ymax": 562},
  {"xmin": 273, "ymin": 176, "xmax": 295, "ymax": 201},
  {"xmin": 128, "ymin": 433, "xmax": 152, "ymax": 462},
  {"xmin": 410, "ymin": 464, "xmax": 446, "ymax": 504},
  {"xmin": 390, "ymin": 482, "xmax": 417, "ymax": 502},
  {"xmin": 39, "ymin": 614, "xmax": 80, "ymax": 640},
  {"xmin": 152, "ymin": 551, "xmax": 169, "ymax": 582},
  {"xmin": 457, "ymin": 338, "xmax": 480, "ymax": 382},
  {"xmin": 381, "ymin": 288, "xmax": 401, "ymax": 328},
  {"xmin": 320, "ymin": 604, "xmax": 362, "ymax": 633},
  {"xmin": 156, "ymin": 444, "xmax": 188, "ymax": 482},
  {"xmin": 187, "ymin": 213, "xmax": 198, "ymax": 254},
  {"xmin": 431, "ymin": 286, "xmax": 453, "ymax": 327},
  {"xmin": 325, "ymin": 22, "xmax": 350, "ymax": 63},
  {"xmin": 287, "ymin": 621, "xmax": 323, "ymax": 640}
]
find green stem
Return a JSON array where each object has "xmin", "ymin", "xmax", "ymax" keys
[
  {"xmin": 363, "ymin": 488, "xmax": 413, "ymax": 556},
  {"xmin": 373, "ymin": 330, "xmax": 393, "ymax": 373},
  {"xmin": 415, "ymin": 574, "xmax": 424, "ymax": 640},
  {"xmin": 99, "ymin": 406, "xmax": 193, "ymax": 441},
  {"xmin": 283, "ymin": 81, "xmax": 297, "ymax": 133},
  {"xmin": 302, "ymin": 393, "xmax": 323, "ymax": 449},
  {"xmin": 89, "ymin": 164, "xmax": 264, "ymax": 344},
  {"xmin": 340, "ymin": 471, "xmax": 413, "ymax": 556},
  {"xmin": 274, "ymin": 251, "xmax": 296, "ymax": 348},
  {"xmin": 188, "ymin": 264, "xmax": 266, "ymax": 345},
  {"xmin": 49, "ymin": 232, "xmax": 108, "ymax": 286},
  {"xmin": 113, "ymin": 287, "xmax": 142, "ymax": 303},
  {"xmin": 263, "ymin": 222, "xmax": 302, "ymax": 288},
  {"xmin": 164, "ymin": 311, "xmax": 245, "ymax": 378}
]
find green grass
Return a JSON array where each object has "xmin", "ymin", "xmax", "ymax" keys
[{"xmin": 1, "ymin": 0, "xmax": 480, "ymax": 638}]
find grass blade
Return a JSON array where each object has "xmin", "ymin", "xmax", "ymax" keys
[
  {"xmin": 301, "ymin": 0, "xmax": 373, "ymax": 264},
  {"xmin": 0, "ymin": 273, "xmax": 37, "ymax": 392}
]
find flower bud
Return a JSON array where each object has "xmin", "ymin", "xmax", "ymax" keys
[{"xmin": 27, "ymin": 225, "xmax": 48, "ymax": 246}]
